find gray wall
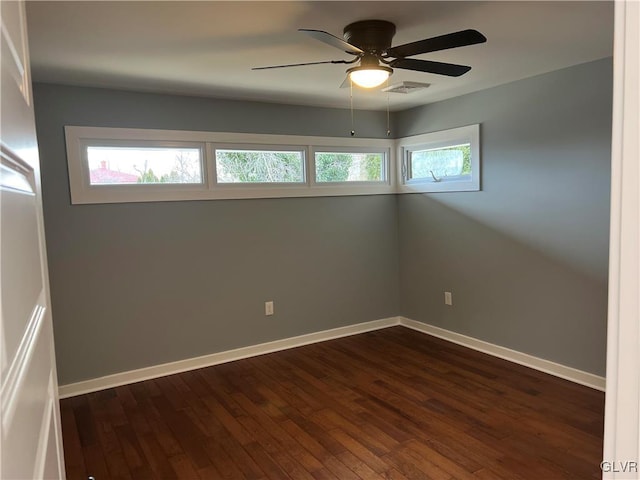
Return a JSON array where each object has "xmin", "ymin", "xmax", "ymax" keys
[
  {"xmin": 395, "ymin": 58, "xmax": 612, "ymax": 376},
  {"xmin": 35, "ymin": 57, "xmax": 612, "ymax": 384},
  {"xmin": 34, "ymin": 84, "xmax": 400, "ymax": 385}
]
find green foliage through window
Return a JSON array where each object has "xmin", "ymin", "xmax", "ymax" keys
[
  {"xmin": 315, "ymin": 152, "xmax": 384, "ymax": 183},
  {"xmin": 216, "ymin": 150, "xmax": 304, "ymax": 183}
]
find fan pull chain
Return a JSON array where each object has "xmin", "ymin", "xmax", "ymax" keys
[
  {"xmin": 386, "ymin": 77, "xmax": 391, "ymax": 137},
  {"xmin": 350, "ymin": 78, "xmax": 355, "ymax": 136}
]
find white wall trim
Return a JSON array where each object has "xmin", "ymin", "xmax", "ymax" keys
[
  {"xmin": 400, "ymin": 317, "xmax": 606, "ymax": 391},
  {"xmin": 59, "ymin": 315, "xmax": 606, "ymax": 399},
  {"xmin": 58, "ymin": 317, "xmax": 401, "ymax": 398}
]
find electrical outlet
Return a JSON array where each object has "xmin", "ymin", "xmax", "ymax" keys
[
  {"xmin": 444, "ymin": 291, "xmax": 453, "ymax": 306},
  {"xmin": 265, "ymin": 301, "xmax": 274, "ymax": 316}
]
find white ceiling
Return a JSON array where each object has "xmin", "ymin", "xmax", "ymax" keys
[{"xmin": 26, "ymin": 1, "xmax": 614, "ymax": 112}]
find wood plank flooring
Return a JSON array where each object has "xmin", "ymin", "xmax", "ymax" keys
[{"xmin": 60, "ymin": 327, "xmax": 604, "ymax": 479}]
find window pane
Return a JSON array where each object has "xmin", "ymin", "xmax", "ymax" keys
[
  {"xmin": 216, "ymin": 150, "xmax": 304, "ymax": 183},
  {"xmin": 87, "ymin": 146, "xmax": 203, "ymax": 185},
  {"xmin": 409, "ymin": 144, "xmax": 471, "ymax": 181},
  {"xmin": 315, "ymin": 152, "xmax": 384, "ymax": 183}
]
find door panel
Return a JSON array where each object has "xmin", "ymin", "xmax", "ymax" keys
[
  {"xmin": 2, "ymin": 310, "xmax": 53, "ymax": 479},
  {"xmin": 1, "ymin": 0, "xmax": 65, "ymax": 477},
  {"xmin": 1, "ymin": 0, "xmax": 31, "ymax": 105},
  {"xmin": 1, "ymin": 155, "xmax": 43, "ymax": 370}
]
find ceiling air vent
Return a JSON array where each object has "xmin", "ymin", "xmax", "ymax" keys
[{"xmin": 382, "ymin": 81, "xmax": 431, "ymax": 94}]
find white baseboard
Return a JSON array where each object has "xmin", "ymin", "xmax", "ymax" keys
[
  {"xmin": 399, "ymin": 317, "xmax": 606, "ymax": 391},
  {"xmin": 59, "ymin": 315, "xmax": 606, "ymax": 398},
  {"xmin": 57, "ymin": 317, "xmax": 401, "ymax": 398}
]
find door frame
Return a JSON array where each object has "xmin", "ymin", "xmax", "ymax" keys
[{"xmin": 603, "ymin": 1, "xmax": 640, "ymax": 478}]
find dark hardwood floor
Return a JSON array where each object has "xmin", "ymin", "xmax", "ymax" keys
[{"xmin": 60, "ymin": 327, "xmax": 604, "ymax": 479}]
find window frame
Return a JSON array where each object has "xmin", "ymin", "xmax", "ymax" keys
[
  {"xmin": 397, "ymin": 124, "xmax": 480, "ymax": 193},
  {"xmin": 65, "ymin": 125, "xmax": 480, "ymax": 204},
  {"xmin": 81, "ymin": 138, "xmax": 207, "ymax": 187},
  {"xmin": 65, "ymin": 126, "xmax": 396, "ymax": 204},
  {"xmin": 311, "ymin": 146, "xmax": 390, "ymax": 186},
  {"xmin": 213, "ymin": 143, "xmax": 308, "ymax": 187}
]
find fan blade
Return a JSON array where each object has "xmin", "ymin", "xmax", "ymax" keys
[
  {"xmin": 299, "ymin": 29, "xmax": 364, "ymax": 55},
  {"xmin": 252, "ymin": 60, "xmax": 351, "ymax": 70},
  {"xmin": 391, "ymin": 58, "xmax": 471, "ymax": 77},
  {"xmin": 386, "ymin": 29, "xmax": 486, "ymax": 58}
]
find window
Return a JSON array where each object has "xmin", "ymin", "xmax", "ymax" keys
[
  {"xmin": 314, "ymin": 150, "xmax": 387, "ymax": 183},
  {"xmin": 87, "ymin": 145, "xmax": 203, "ymax": 185},
  {"xmin": 65, "ymin": 126, "xmax": 395, "ymax": 204},
  {"xmin": 406, "ymin": 144, "xmax": 470, "ymax": 182},
  {"xmin": 215, "ymin": 148, "xmax": 305, "ymax": 184},
  {"xmin": 398, "ymin": 124, "xmax": 480, "ymax": 193},
  {"xmin": 66, "ymin": 125, "xmax": 480, "ymax": 203}
]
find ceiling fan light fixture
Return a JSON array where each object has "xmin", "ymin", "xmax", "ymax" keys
[{"xmin": 347, "ymin": 65, "xmax": 393, "ymax": 88}]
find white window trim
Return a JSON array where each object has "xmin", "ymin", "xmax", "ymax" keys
[
  {"xmin": 310, "ymin": 146, "xmax": 391, "ymax": 187},
  {"xmin": 396, "ymin": 124, "xmax": 480, "ymax": 193},
  {"xmin": 65, "ymin": 126, "xmax": 397, "ymax": 204},
  {"xmin": 79, "ymin": 138, "xmax": 208, "ymax": 187},
  {"xmin": 65, "ymin": 124, "xmax": 482, "ymax": 204},
  {"xmin": 213, "ymin": 143, "xmax": 308, "ymax": 187}
]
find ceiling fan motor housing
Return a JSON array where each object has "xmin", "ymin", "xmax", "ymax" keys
[{"xmin": 343, "ymin": 20, "xmax": 396, "ymax": 54}]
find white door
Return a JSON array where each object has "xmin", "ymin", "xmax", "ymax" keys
[{"xmin": 0, "ymin": 1, "xmax": 66, "ymax": 478}]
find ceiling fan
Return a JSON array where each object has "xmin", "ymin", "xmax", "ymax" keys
[{"xmin": 253, "ymin": 20, "xmax": 487, "ymax": 89}]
